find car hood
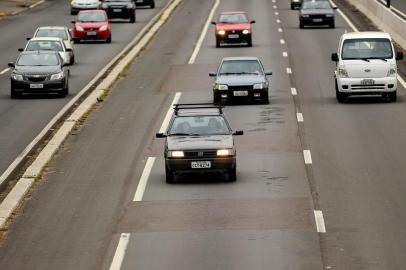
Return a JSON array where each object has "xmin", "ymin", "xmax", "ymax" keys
[
  {"xmin": 14, "ymin": 65, "xmax": 61, "ymax": 74},
  {"xmin": 341, "ymin": 60, "xmax": 393, "ymax": 78},
  {"xmin": 215, "ymin": 75, "xmax": 266, "ymax": 86},
  {"xmin": 301, "ymin": 9, "xmax": 333, "ymax": 15},
  {"xmin": 216, "ymin": 23, "xmax": 251, "ymax": 31},
  {"xmin": 167, "ymin": 135, "xmax": 234, "ymax": 150}
]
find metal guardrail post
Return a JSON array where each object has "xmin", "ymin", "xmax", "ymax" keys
[{"xmin": 386, "ymin": 0, "xmax": 391, "ymax": 8}]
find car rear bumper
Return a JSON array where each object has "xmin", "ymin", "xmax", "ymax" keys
[
  {"xmin": 214, "ymin": 88, "xmax": 268, "ymax": 101},
  {"xmin": 300, "ymin": 17, "xmax": 334, "ymax": 25},
  {"xmin": 166, "ymin": 157, "xmax": 236, "ymax": 174},
  {"xmin": 337, "ymin": 77, "xmax": 397, "ymax": 94},
  {"xmin": 11, "ymin": 79, "xmax": 66, "ymax": 93}
]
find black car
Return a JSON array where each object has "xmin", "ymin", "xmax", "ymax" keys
[
  {"xmin": 299, "ymin": 0, "xmax": 336, "ymax": 28},
  {"xmin": 156, "ymin": 104, "xmax": 243, "ymax": 183},
  {"xmin": 8, "ymin": 51, "xmax": 69, "ymax": 98},
  {"xmin": 100, "ymin": 0, "xmax": 136, "ymax": 23},
  {"xmin": 209, "ymin": 57, "xmax": 272, "ymax": 104},
  {"xmin": 134, "ymin": 0, "xmax": 154, "ymax": 8},
  {"xmin": 291, "ymin": 0, "xmax": 302, "ymax": 10}
]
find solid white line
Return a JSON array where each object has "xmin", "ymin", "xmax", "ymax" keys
[
  {"xmin": 314, "ymin": 210, "xmax": 326, "ymax": 233},
  {"xmin": 280, "ymin": 39, "xmax": 285, "ymax": 44},
  {"xmin": 291, "ymin": 87, "xmax": 297, "ymax": 95},
  {"xmin": 282, "ymin": 52, "xmax": 288, "ymax": 57},
  {"xmin": 303, "ymin": 150, "xmax": 312, "ymax": 164},
  {"xmin": 0, "ymin": 68, "xmax": 10, "ymax": 75},
  {"xmin": 188, "ymin": 0, "xmax": 220, "ymax": 64},
  {"xmin": 398, "ymin": 75, "xmax": 406, "ymax": 89},
  {"xmin": 133, "ymin": 157, "xmax": 156, "ymax": 202},
  {"xmin": 286, "ymin": 67, "xmax": 292, "ymax": 74},
  {"xmin": 29, "ymin": 0, "xmax": 45, "ymax": 9},
  {"xmin": 159, "ymin": 92, "xmax": 181, "ymax": 133},
  {"xmin": 278, "ymin": 28, "xmax": 283, "ymax": 33},
  {"xmin": 296, "ymin": 113, "xmax": 304, "ymax": 122},
  {"xmin": 109, "ymin": 233, "xmax": 131, "ymax": 270}
]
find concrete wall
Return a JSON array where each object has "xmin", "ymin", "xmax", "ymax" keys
[{"xmin": 346, "ymin": 0, "xmax": 406, "ymax": 49}]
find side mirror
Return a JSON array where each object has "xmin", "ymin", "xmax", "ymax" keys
[
  {"xmin": 66, "ymin": 48, "xmax": 73, "ymax": 52},
  {"xmin": 18, "ymin": 48, "xmax": 24, "ymax": 52},
  {"xmin": 331, "ymin": 53, "xmax": 339, "ymax": 62},
  {"xmin": 233, "ymin": 130, "xmax": 244, "ymax": 136},
  {"xmin": 396, "ymin": 51, "xmax": 404, "ymax": 61},
  {"xmin": 250, "ymin": 20, "xmax": 256, "ymax": 24},
  {"xmin": 62, "ymin": 62, "xmax": 69, "ymax": 67},
  {"xmin": 265, "ymin": 69, "xmax": 273, "ymax": 76},
  {"xmin": 8, "ymin": 62, "xmax": 15, "ymax": 68},
  {"xmin": 209, "ymin": 72, "xmax": 217, "ymax": 77},
  {"xmin": 333, "ymin": 6, "xmax": 338, "ymax": 10},
  {"xmin": 156, "ymin": 133, "xmax": 167, "ymax": 138},
  {"xmin": 211, "ymin": 21, "xmax": 216, "ymax": 25},
  {"xmin": 26, "ymin": 37, "xmax": 31, "ymax": 41}
]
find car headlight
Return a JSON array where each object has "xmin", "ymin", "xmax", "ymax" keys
[
  {"xmin": 338, "ymin": 67, "xmax": 348, "ymax": 78},
  {"xmin": 387, "ymin": 67, "xmax": 397, "ymax": 77},
  {"xmin": 242, "ymin": 29, "xmax": 250, "ymax": 35},
  {"xmin": 253, "ymin": 83, "xmax": 265, "ymax": 89},
  {"xmin": 168, "ymin": 151, "xmax": 184, "ymax": 158},
  {"xmin": 301, "ymin": 14, "xmax": 309, "ymax": 18},
  {"xmin": 99, "ymin": 25, "xmax": 108, "ymax": 31},
  {"xmin": 71, "ymin": 0, "xmax": 76, "ymax": 5},
  {"xmin": 293, "ymin": 0, "xmax": 300, "ymax": 2},
  {"xmin": 217, "ymin": 30, "xmax": 226, "ymax": 35},
  {"xmin": 217, "ymin": 149, "xmax": 233, "ymax": 156},
  {"xmin": 214, "ymin": 84, "xmax": 228, "ymax": 90},
  {"xmin": 11, "ymin": 74, "xmax": 23, "ymax": 81},
  {"xmin": 50, "ymin": 71, "xmax": 64, "ymax": 80},
  {"xmin": 76, "ymin": 25, "xmax": 84, "ymax": 31}
]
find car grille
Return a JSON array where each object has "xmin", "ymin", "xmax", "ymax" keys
[
  {"xmin": 351, "ymin": 84, "xmax": 386, "ymax": 90},
  {"xmin": 24, "ymin": 75, "xmax": 48, "ymax": 82},
  {"xmin": 308, "ymin": 14, "xmax": 327, "ymax": 19},
  {"xmin": 224, "ymin": 30, "xmax": 243, "ymax": 35},
  {"xmin": 184, "ymin": 150, "xmax": 217, "ymax": 159},
  {"xmin": 228, "ymin": 85, "xmax": 253, "ymax": 91},
  {"xmin": 84, "ymin": 27, "xmax": 99, "ymax": 31}
]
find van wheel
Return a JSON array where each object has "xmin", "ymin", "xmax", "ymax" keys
[
  {"xmin": 299, "ymin": 22, "xmax": 304, "ymax": 29},
  {"xmin": 150, "ymin": 1, "xmax": 155, "ymax": 8},
  {"xmin": 165, "ymin": 167, "xmax": 175, "ymax": 184},
  {"xmin": 336, "ymin": 80, "xmax": 346, "ymax": 103},
  {"xmin": 216, "ymin": 39, "xmax": 221, "ymax": 48},
  {"xmin": 130, "ymin": 14, "xmax": 135, "ymax": 23},
  {"xmin": 228, "ymin": 168, "xmax": 237, "ymax": 182},
  {"xmin": 388, "ymin": 91, "xmax": 397, "ymax": 102},
  {"xmin": 11, "ymin": 89, "xmax": 21, "ymax": 99},
  {"xmin": 330, "ymin": 22, "xmax": 335, "ymax": 28}
]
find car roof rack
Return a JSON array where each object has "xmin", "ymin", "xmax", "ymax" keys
[{"xmin": 173, "ymin": 103, "xmax": 223, "ymax": 115}]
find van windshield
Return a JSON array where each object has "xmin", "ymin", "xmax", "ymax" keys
[{"xmin": 342, "ymin": 38, "xmax": 393, "ymax": 60}]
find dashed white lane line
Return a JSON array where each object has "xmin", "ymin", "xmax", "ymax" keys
[
  {"xmin": 188, "ymin": 0, "xmax": 220, "ymax": 64},
  {"xmin": 314, "ymin": 210, "xmax": 326, "ymax": 233},
  {"xmin": 296, "ymin": 113, "xmax": 304, "ymax": 122},
  {"xmin": 273, "ymin": 5, "xmax": 277, "ymax": 9},
  {"xmin": 276, "ymin": 19, "xmax": 281, "ymax": 23},
  {"xmin": 109, "ymin": 233, "xmax": 131, "ymax": 270},
  {"xmin": 283, "ymin": 52, "xmax": 288, "ymax": 57},
  {"xmin": 274, "ymin": 11, "xmax": 279, "ymax": 16},
  {"xmin": 291, "ymin": 87, "xmax": 297, "ymax": 95},
  {"xmin": 133, "ymin": 157, "xmax": 156, "ymax": 202},
  {"xmin": 278, "ymin": 28, "xmax": 283, "ymax": 33},
  {"xmin": 303, "ymin": 150, "xmax": 313, "ymax": 164},
  {"xmin": 280, "ymin": 39, "xmax": 285, "ymax": 44},
  {"xmin": 286, "ymin": 67, "xmax": 292, "ymax": 74},
  {"xmin": 0, "ymin": 68, "xmax": 10, "ymax": 75},
  {"xmin": 159, "ymin": 92, "xmax": 182, "ymax": 133}
]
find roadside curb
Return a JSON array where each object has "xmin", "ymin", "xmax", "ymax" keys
[
  {"xmin": 0, "ymin": 0, "xmax": 46, "ymax": 20},
  {"xmin": 0, "ymin": 0, "xmax": 183, "ymax": 230}
]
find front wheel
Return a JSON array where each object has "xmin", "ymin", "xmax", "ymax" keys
[
  {"xmin": 150, "ymin": 1, "xmax": 155, "ymax": 8},
  {"xmin": 165, "ymin": 167, "xmax": 175, "ymax": 184},
  {"xmin": 130, "ymin": 13, "xmax": 135, "ymax": 23},
  {"xmin": 247, "ymin": 36, "xmax": 252, "ymax": 47},
  {"xmin": 106, "ymin": 36, "xmax": 112, "ymax": 43},
  {"xmin": 262, "ymin": 92, "xmax": 269, "ymax": 104},
  {"xmin": 11, "ymin": 89, "xmax": 21, "ymax": 99},
  {"xmin": 216, "ymin": 38, "xmax": 220, "ymax": 48},
  {"xmin": 388, "ymin": 91, "xmax": 397, "ymax": 102},
  {"xmin": 228, "ymin": 168, "xmax": 237, "ymax": 182},
  {"xmin": 330, "ymin": 22, "xmax": 335, "ymax": 28},
  {"xmin": 299, "ymin": 22, "xmax": 304, "ymax": 29}
]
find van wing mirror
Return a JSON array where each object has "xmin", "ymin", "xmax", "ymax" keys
[
  {"xmin": 26, "ymin": 37, "xmax": 31, "ymax": 41},
  {"xmin": 211, "ymin": 21, "xmax": 216, "ymax": 25},
  {"xmin": 396, "ymin": 51, "xmax": 404, "ymax": 61},
  {"xmin": 232, "ymin": 130, "xmax": 244, "ymax": 136},
  {"xmin": 8, "ymin": 62, "xmax": 15, "ymax": 68},
  {"xmin": 265, "ymin": 69, "xmax": 273, "ymax": 76},
  {"xmin": 250, "ymin": 20, "xmax": 256, "ymax": 24},
  {"xmin": 18, "ymin": 48, "xmax": 24, "ymax": 52},
  {"xmin": 331, "ymin": 53, "xmax": 339, "ymax": 62}
]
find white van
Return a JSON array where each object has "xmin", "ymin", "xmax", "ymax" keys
[{"xmin": 331, "ymin": 32, "xmax": 403, "ymax": 102}]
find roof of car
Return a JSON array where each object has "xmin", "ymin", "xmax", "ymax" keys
[
  {"xmin": 222, "ymin": 56, "xmax": 259, "ymax": 61},
  {"xmin": 342, "ymin": 31, "xmax": 391, "ymax": 40},
  {"xmin": 37, "ymin": 26, "xmax": 67, "ymax": 30}
]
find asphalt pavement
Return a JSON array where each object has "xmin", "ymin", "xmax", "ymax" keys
[{"xmin": 0, "ymin": 0, "xmax": 406, "ymax": 269}]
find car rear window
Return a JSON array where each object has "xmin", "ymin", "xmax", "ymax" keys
[
  {"xmin": 342, "ymin": 38, "xmax": 393, "ymax": 60},
  {"xmin": 36, "ymin": 29, "xmax": 68, "ymax": 40},
  {"xmin": 17, "ymin": 53, "xmax": 59, "ymax": 66},
  {"xmin": 169, "ymin": 116, "xmax": 230, "ymax": 135}
]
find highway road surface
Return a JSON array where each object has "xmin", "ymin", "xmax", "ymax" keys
[{"xmin": 0, "ymin": 0, "xmax": 406, "ymax": 269}]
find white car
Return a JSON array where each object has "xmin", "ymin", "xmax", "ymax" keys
[
  {"xmin": 331, "ymin": 32, "xmax": 403, "ymax": 102},
  {"xmin": 21, "ymin": 37, "xmax": 74, "ymax": 66},
  {"xmin": 33, "ymin": 26, "xmax": 76, "ymax": 64},
  {"xmin": 70, "ymin": 0, "xmax": 101, "ymax": 15}
]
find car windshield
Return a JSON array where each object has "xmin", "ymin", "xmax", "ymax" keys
[
  {"xmin": 219, "ymin": 13, "xmax": 248, "ymax": 24},
  {"xmin": 341, "ymin": 38, "xmax": 393, "ymax": 60},
  {"xmin": 17, "ymin": 53, "xmax": 59, "ymax": 66},
  {"xmin": 302, "ymin": 1, "xmax": 331, "ymax": 9},
  {"xmin": 35, "ymin": 29, "xmax": 68, "ymax": 40},
  {"xmin": 218, "ymin": 60, "xmax": 263, "ymax": 75},
  {"xmin": 26, "ymin": 40, "xmax": 64, "ymax": 52},
  {"xmin": 78, "ymin": 12, "xmax": 107, "ymax": 22},
  {"xmin": 169, "ymin": 116, "xmax": 230, "ymax": 136},
  {"xmin": 103, "ymin": 0, "xmax": 132, "ymax": 2}
]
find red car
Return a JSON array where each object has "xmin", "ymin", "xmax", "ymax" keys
[
  {"xmin": 72, "ymin": 10, "xmax": 112, "ymax": 43},
  {"xmin": 211, "ymin": 11, "xmax": 255, "ymax": 48}
]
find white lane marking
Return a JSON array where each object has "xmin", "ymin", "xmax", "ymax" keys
[
  {"xmin": 303, "ymin": 150, "xmax": 312, "ymax": 164},
  {"xmin": 273, "ymin": 5, "xmax": 277, "ymax": 9},
  {"xmin": 0, "ymin": 68, "xmax": 10, "ymax": 75},
  {"xmin": 276, "ymin": 19, "xmax": 281, "ymax": 23},
  {"xmin": 314, "ymin": 210, "xmax": 326, "ymax": 233},
  {"xmin": 29, "ymin": 0, "xmax": 45, "ymax": 9},
  {"xmin": 377, "ymin": 0, "xmax": 406, "ymax": 20},
  {"xmin": 398, "ymin": 75, "xmax": 406, "ymax": 89},
  {"xmin": 296, "ymin": 113, "xmax": 304, "ymax": 122},
  {"xmin": 109, "ymin": 233, "xmax": 131, "ymax": 270},
  {"xmin": 272, "ymin": 0, "xmax": 276, "ymax": 2},
  {"xmin": 286, "ymin": 67, "xmax": 292, "ymax": 74},
  {"xmin": 278, "ymin": 28, "xmax": 283, "ymax": 33},
  {"xmin": 291, "ymin": 87, "xmax": 297, "ymax": 95},
  {"xmin": 283, "ymin": 52, "xmax": 288, "ymax": 57},
  {"xmin": 159, "ymin": 92, "xmax": 182, "ymax": 133},
  {"xmin": 133, "ymin": 157, "xmax": 156, "ymax": 202},
  {"xmin": 280, "ymin": 39, "xmax": 285, "ymax": 44},
  {"xmin": 188, "ymin": 0, "xmax": 220, "ymax": 64},
  {"xmin": 274, "ymin": 11, "xmax": 279, "ymax": 16}
]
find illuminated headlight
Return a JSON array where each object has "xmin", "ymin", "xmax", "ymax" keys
[
  {"xmin": 214, "ymin": 84, "xmax": 228, "ymax": 90},
  {"xmin": 253, "ymin": 83, "xmax": 265, "ymax": 89},
  {"xmin": 338, "ymin": 67, "xmax": 348, "ymax": 78},
  {"xmin": 76, "ymin": 25, "xmax": 84, "ymax": 31},
  {"xmin": 11, "ymin": 74, "xmax": 23, "ymax": 81},
  {"xmin": 387, "ymin": 67, "xmax": 397, "ymax": 77},
  {"xmin": 218, "ymin": 30, "xmax": 226, "ymax": 35},
  {"xmin": 50, "ymin": 71, "xmax": 64, "ymax": 80},
  {"xmin": 99, "ymin": 25, "xmax": 108, "ymax": 31},
  {"xmin": 168, "ymin": 151, "xmax": 184, "ymax": 158},
  {"xmin": 242, "ymin": 29, "xmax": 250, "ymax": 35},
  {"xmin": 217, "ymin": 149, "xmax": 232, "ymax": 156},
  {"xmin": 301, "ymin": 14, "xmax": 309, "ymax": 18},
  {"xmin": 293, "ymin": 0, "xmax": 300, "ymax": 2}
]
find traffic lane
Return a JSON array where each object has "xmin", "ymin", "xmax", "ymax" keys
[
  {"xmin": 387, "ymin": 0, "xmax": 406, "ymax": 14},
  {"xmin": 281, "ymin": 1, "xmax": 406, "ymax": 269},
  {"xmin": 0, "ymin": 0, "xmax": 169, "ymax": 181},
  {"xmin": 0, "ymin": 0, "xmax": 214, "ymax": 269}
]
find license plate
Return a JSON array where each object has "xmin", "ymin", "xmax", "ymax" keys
[
  {"xmin": 30, "ymin": 84, "xmax": 43, "ymax": 89},
  {"xmin": 361, "ymin": 79, "xmax": 375, "ymax": 85},
  {"xmin": 313, "ymin": 18, "xmax": 323, "ymax": 22},
  {"xmin": 87, "ymin": 31, "xmax": 97, "ymax": 36},
  {"xmin": 191, "ymin": 161, "xmax": 211, "ymax": 169},
  {"xmin": 233, "ymin": 91, "xmax": 248, "ymax": 96},
  {"xmin": 228, "ymin": 34, "xmax": 239, "ymax": 39},
  {"xmin": 113, "ymin": 8, "xmax": 122, "ymax": 12}
]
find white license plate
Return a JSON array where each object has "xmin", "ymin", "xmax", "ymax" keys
[
  {"xmin": 30, "ymin": 84, "xmax": 43, "ymax": 89},
  {"xmin": 228, "ymin": 34, "xmax": 239, "ymax": 39},
  {"xmin": 87, "ymin": 31, "xmax": 97, "ymax": 36},
  {"xmin": 191, "ymin": 161, "xmax": 211, "ymax": 169},
  {"xmin": 361, "ymin": 79, "xmax": 375, "ymax": 85},
  {"xmin": 313, "ymin": 18, "xmax": 323, "ymax": 22},
  {"xmin": 113, "ymin": 8, "xmax": 122, "ymax": 12},
  {"xmin": 233, "ymin": 91, "xmax": 248, "ymax": 96}
]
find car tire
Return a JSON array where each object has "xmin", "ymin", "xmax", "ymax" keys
[
  {"xmin": 70, "ymin": 56, "xmax": 75, "ymax": 65},
  {"xmin": 73, "ymin": 38, "xmax": 79, "ymax": 44},
  {"xmin": 247, "ymin": 36, "xmax": 252, "ymax": 47},
  {"xmin": 299, "ymin": 22, "xmax": 304, "ymax": 29},
  {"xmin": 330, "ymin": 21, "xmax": 335, "ymax": 28},
  {"xmin": 106, "ymin": 36, "xmax": 112, "ymax": 43},
  {"xmin": 165, "ymin": 167, "xmax": 175, "ymax": 184},
  {"xmin": 150, "ymin": 1, "xmax": 155, "ymax": 8},
  {"xmin": 291, "ymin": 4, "xmax": 294, "ymax": 10},
  {"xmin": 262, "ymin": 92, "xmax": 269, "ymax": 104},
  {"xmin": 70, "ymin": 10, "xmax": 76, "ymax": 15},
  {"xmin": 216, "ymin": 39, "xmax": 220, "ymax": 48},
  {"xmin": 336, "ymin": 84, "xmax": 346, "ymax": 103},
  {"xmin": 228, "ymin": 167, "xmax": 237, "ymax": 182},
  {"xmin": 388, "ymin": 91, "xmax": 397, "ymax": 102},
  {"xmin": 10, "ymin": 89, "xmax": 21, "ymax": 99},
  {"xmin": 130, "ymin": 13, "xmax": 136, "ymax": 23}
]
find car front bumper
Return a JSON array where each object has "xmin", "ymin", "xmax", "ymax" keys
[
  {"xmin": 74, "ymin": 29, "xmax": 111, "ymax": 41},
  {"xmin": 11, "ymin": 78, "xmax": 66, "ymax": 93},
  {"xmin": 216, "ymin": 33, "xmax": 251, "ymax": 44},
  {"xmin": 166, "ymin": 157, "xmax": 236, "ymax": 174},
  {"xmin": 214, "ymin": 88, "xmax": 268, "ymax": 101},
  {"xmin": 336, "ymin": 77, "xmax": 397, "ymax": 94}
]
